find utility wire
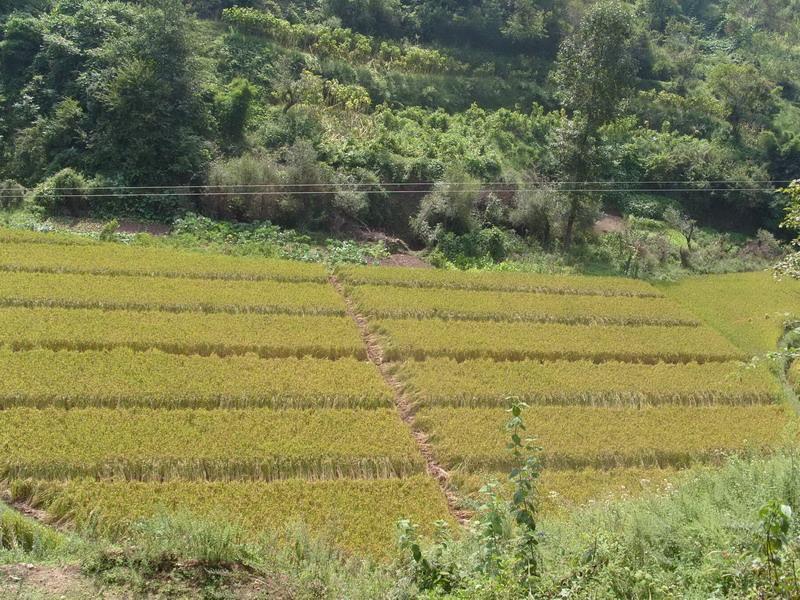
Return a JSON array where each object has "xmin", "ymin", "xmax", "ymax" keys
[
  {"xmin": 0, "ymin": 188, "xmax": 783, "ymax": 199},
  {"xmin": 19, "ymin": 179, "xmax": 796, "ymax": 192}
]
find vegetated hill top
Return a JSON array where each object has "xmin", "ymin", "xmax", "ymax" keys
[{"xmin": 0, "ymin": 0, "xmax": 797, "ymax": 251}]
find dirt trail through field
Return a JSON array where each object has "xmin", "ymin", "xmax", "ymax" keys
[{"xmin": 329, "ymin": 275, "xmax": 470, "ymax": 524}]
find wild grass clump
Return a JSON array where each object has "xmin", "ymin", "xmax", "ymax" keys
[
  {"xmin": 0, "ymin": 503, "xmax": 65, "ymax": 559},
  {"xmin": 538, "ymin": 453, "xmax": 800, "ymax": 598}
]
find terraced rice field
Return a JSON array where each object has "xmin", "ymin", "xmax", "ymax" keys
[
  {"xmin": 0, "ymin": 231, "xmax": 451, "ymax": 556},
  {"xmin": 657, "ymin": 271, "xmax": 800, "ymax": 353},
  {"xmin": 1, "ymin": 228, "xmax": 797, "ymax": 557},
  {"xmin": 340, "ymin": 263, "xmax": 798, "ymax": 515}
]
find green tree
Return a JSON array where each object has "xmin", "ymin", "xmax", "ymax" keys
[
  {"xmin": 325, "ymin": 0, "xmax": 403, "ymax": 37},
  {"xmin": 90, "ymin": 0, "xmax": 212, "ymax": 185},
  {"xmin": 708, "ymin": 62, "xmax": 780, "ymax": 138},
  {"xmin": 216, "ymin": 77, "xmax": 254, "ymax": 149},
  {"xmin": 11, "ymin": 98, "xmax": 86, "ymax": 186},
  {"xmin": 552, "ymin": 0, "xmax": 639, "ymax": 248},
  {"xmin": 502, "ymin": 0, "xmax": 549, "ymax": 43},
  {"xmin": 0, "ymin": 14, "xmax": 42, "ymax": 90},
  {"xmin": 776, "ymin": 181, "xmax": 800, "ymax": 279}
]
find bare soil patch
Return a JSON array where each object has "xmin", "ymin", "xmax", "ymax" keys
[
  {"xmin": 379, "ymin": 253, "xmax": 431, "ymax": 268},
  {"xmin": 0, "ymin": 564, "xmax": 125, "ymax": 599},
  {"xmin": 51, "ymin": 218, "xmax": 170, "ymax": 236},
  {"xmin": 593, "ymin": 213, "xmax": 627, "ymax": 234}
]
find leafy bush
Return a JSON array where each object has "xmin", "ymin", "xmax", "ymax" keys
[
  {"xmin": 430, "ymin": 227, "xmax": 519, "ymax": 268},
  {"xmin": 27, "ymin": 168, "xmax": 90, "ymax": 216},
  {"xmin": 615, "ymin": 193, "xmax": 679, "ymax": 219},
  {"xmin": 203, "ymin": 153, "xmax": 288, "ymax": 223},
  {"xmin": 509, "ymin": 186, "xmax": 567, "ymax": 247},
  {"xmin": 0, "ymin": 180, "xmax": 26, "ymax": 210},
  {"xmin": 410, "ymin": 175, "xmax": 481, "ymax": 244}
]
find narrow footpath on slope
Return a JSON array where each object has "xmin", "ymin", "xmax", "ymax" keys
[{"xmin": 329, "ymin": 275, "xmax": 470, "ymax": 525}]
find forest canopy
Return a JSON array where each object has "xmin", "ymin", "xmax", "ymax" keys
[{"xmin": 0, "ymin": 0, "xmax": 798, "ymax": 252}]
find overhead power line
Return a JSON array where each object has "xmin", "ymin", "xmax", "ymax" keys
[
  {"xmin": 0, "ymin": 187, "xmax": 783, "ymax": 200},
  {"xmin": 15, "ymin": 179, "xmax": 795, "ymax": 192}
]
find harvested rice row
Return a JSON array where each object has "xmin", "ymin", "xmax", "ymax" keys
[
  {"xmin": 0, "ymin": 240, "xmax": 328, "ymax": 282},
  {"xmin": 394, "ymin": 358, "xmax": 781, "ymax": 408},
  {"xmin": 337, "ymin": 264, "xmax": 662, "ymax": 297},
  {"xmin": 0, "ymin": 307, "xmax": 366, "ymax": 360},
  {"xmin": 0, "ymin": 349, "xmax": 391, "ymax": 409},
  {"xmin": 348, "ymin": 284, "xmax": 698, "ymax": 326},
  {"xmin": 0, "ymin": 271, "xmax": 344, "ymax": 315},
  {"xmin": 450, "ymin": 467, "xmax": 681, "ymax": 514},
  {"xmin": 9, "ymin": 476, "xmax": 452, "ymax": 558},
  {"xmin": 0, "ymin": 229, "xmax": 98, "ymax": 246},
  {"xmin": 415, "ymin": 405, "xmax": 792, "ymax": 470},
  {"xmin": 373, "ymin": 319, "xmax": 746, "ymax": 364},
  {"xmin": 0, "ymin": 408, "xmax": 425, "ymax": 481}
]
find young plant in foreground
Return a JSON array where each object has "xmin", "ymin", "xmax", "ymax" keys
[
  {"xmin": 397, "ymin": 398, "xmax": 542, "ymax": 594},
  {"xmin": 506, "ymin": 400, "xmax": 542, "ymax": 585},
  {"xmin": 757, "ymin": 500, "xmax": 800, "ymax": 597}
]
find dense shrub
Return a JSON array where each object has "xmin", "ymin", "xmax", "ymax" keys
[
  {"xmin": 0, "ymin": 180, "xmax": 26, "ymax": 210},
  {"xmin": 27, "ymin": 168, "xmax": 90, "ymax": 216}
]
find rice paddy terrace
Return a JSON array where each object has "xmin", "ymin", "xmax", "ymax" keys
[{"xmin": 1, "ymin": 228, "xmax": 799, "ymax": 558}]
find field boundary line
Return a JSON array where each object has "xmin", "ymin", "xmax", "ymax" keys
[
  {"xmin": 0, "ymin": 263, "xmax": 328, "ymax": 284},
  {"xmin": 338, "ymin": 278, "xmax": 665, "ymax": 298},
  {"xmin": 352, "ymin": 310, "xmax": 700, "ymax": 328},
  {"xmin": 0, "ymin": 297, "xmax": 346, "ymax": 317},
  {"xmin": 0, "ymin": 489, "xmax": 68, "ymax": 535},
  {"xmin": 330, "ymin": 275, "xmax": 470, "ymax": 525}
]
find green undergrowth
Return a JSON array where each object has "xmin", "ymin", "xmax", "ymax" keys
[
  {"xmin": 0, "ymin": 210, "xmax": 391, "ymax": 267},
  {"xmin": 6, "ymin": 452, "xmax": 800, "ymax": 598},
  {"xmin": 0, "ymin": 501, "xmax": 71, "ymax": 564}
]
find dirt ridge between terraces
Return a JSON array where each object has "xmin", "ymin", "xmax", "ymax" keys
[{"xmin": 329, "ymin": 275, "xmax": 470, "ymax": 525}]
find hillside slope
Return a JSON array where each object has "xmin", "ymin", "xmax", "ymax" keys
[{"xmin": 1, "ymin": 0, "xmax": 798, "ymax": 249}]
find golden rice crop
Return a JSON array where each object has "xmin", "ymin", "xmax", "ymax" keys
[
  {"xmin": 337, "ymin": 265, "xmax": 661, "ymax": 297},
  {"xmin": 790, "ymin": 360, "xmax": 800, "ymax": 389},
  {"xmin": 0, "ymin": 228, "xmax": 98, "ymax": 246},
  {"xmin": 394, "ymin": 358, "xmax": 781, "ymax": 407},
  {"xmin": 349, "ymin": 284, "xmax": 698, "ymax": 326},
  {"xmin": 9, "ymin": 476, "xmax": 452, "ymax": 558},
  {"xmin": 450, "ymin": 467, "xmax": 680, "ymax": 514},
  {"xmin": 0, "ymin": 270, "xmax": 345, "ymax": 315},
  {"xmin": 0, "ymin": 307, "xmax": 365, "ymax": 359},
  {"xmin": 373, "ymin": 319, "xmax": 745, "ymax": 363},
  {"xmin": 658, "ymin": 271, "xmax": 800, "ymax": 354},
  {"xmin": 0, "ymin": 408, "xmax": 424, "ymax": 481},
  {"xmin": 415, "ymin": 405, "xmax": 792, "ymax": 470},
  {"xmin": 0, "ymin": 240, "xmax": 327, "ymax": 282},
  {"xmin": 0, "ymin": 348, "xmax": 390, "ymax": 409}
]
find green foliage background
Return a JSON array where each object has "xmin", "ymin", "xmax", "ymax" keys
[{"xmin": 0, "ymin": 0, "xmax": 797, "ymax": 244}]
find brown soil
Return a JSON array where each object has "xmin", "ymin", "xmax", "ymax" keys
[
  {"xmin": 329, "ymin": 275, "xmax": 469, "ymax": 524},
  {"xmin": 0, "ymin": 564, "xmax": 125, "ymax": 599},
  {"xmin": 593, "ymin": 213, "xmax": 627, "ymax": 235},
  {"xmin": 379, "ymin": 253, "xmax": 431, "ymax": 268},
  {"xmin": 51, "ymin": 218, "xmax": 170, "ymax": 236}
]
